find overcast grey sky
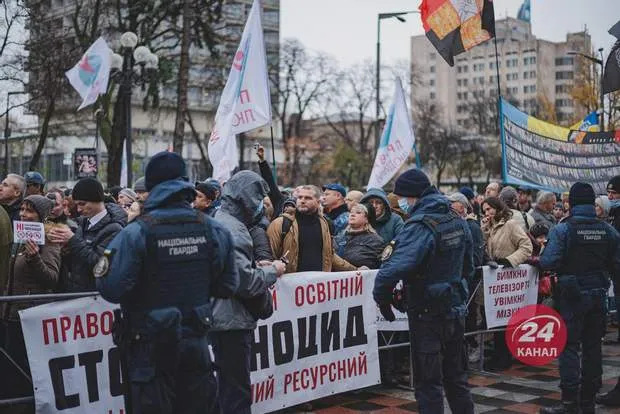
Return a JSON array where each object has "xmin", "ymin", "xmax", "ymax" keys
[{"xmin": 280, "ymin": 0, "xmax": 620, "ymax": 67}]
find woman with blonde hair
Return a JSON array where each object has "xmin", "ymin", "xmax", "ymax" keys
[{"xmin": 337, "ymin": 203, "xmax": 385, "ymax": 269}]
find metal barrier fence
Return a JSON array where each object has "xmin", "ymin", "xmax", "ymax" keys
[{"xmin": 7, "ymin": 292, "xmax": 608, "ymax": 408}]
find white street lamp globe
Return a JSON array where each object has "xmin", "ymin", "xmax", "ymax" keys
[
  {"xmin": 110, "ymin": 52, "xmax": 123, "ymax": 70},
  {"xmin": 120, "ymin": 32, "xmax": 138, "ymax": 49},
  {"xmin": 133, "ymin": 46, "xmax": 151, "ymax": 64},
  {"xmin": 144, "ymin": 52, "xmax": 159, "ymax": 69}
]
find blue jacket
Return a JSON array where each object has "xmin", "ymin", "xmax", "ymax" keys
[
  {"xmin": 540, "ymin": 204, "xmax": 620, "ymax": 285},
  {"xmin": 373, "ymin": 188, "xmax": 474, "ymax": 305},
  {"xmin": 97, "ymin": 179, "xmax": 239, "ymax": 304},
  {"xmin": 361, "ymin": 188, "xmax": 404, "ymax": 243}
]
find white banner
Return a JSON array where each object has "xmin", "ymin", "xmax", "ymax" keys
[
  {"xmin": 13, "ymin": 221, "xmax": 45, "ymax": 245},
  {"xmin": 250, "ymin": 270, "xmax": 381, "ymax": 413},
  {"xmin": 483, "ymin": 264, "xmax": 539, "ymax": 329},
  {"xmin": 65, "ymin": 37, "xmax": 111, "ymax": 111},
  {"xmin": 208, "ymin": 0, "xmax": 271, "ymax": 183},
  {"xmin": 19, "ymin": 297, "xmax": 123, "ymax": 414},
  {"xmin": 367, "ymin": 77, "xmax": 415, "ymax": 189}
]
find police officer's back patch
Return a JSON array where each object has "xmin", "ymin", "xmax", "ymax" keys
[
  {"xmin": 93, "ymin": 249, "xmax": 113, "ymax": 278},
  {"xmin": 381, "ymin": 240, "xmax": 397, "ymax": 262}
]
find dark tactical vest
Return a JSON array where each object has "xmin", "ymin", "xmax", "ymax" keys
[
  {"xmin": 561, "ymin": 216, "xmax": 613, "ymax": 289},
  {"xmin": 406, "ymin": 211, "xmax": 469, "ymax": 318},
  {"xmin": 128, "ymin": 211, "xmax": 215, "ymax": 329}
]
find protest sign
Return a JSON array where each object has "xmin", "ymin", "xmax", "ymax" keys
[
  {"xmin": 250, "ymin": 270, "xmax": 381, "ymax": 413},
  {"xmin": 19, "ymin": 296, "xmax": 124, "ymax": 414},
  {"xmin": 501, "ymin": 98, "xmax": 620, "ymax": 193},
  {"xmin": 483, "ymin": 264, "xmax": 539, "ymax": 329},
  {"xmin": 73, "ymin": 148, "xmax": 98, "ymax": 178},
  {"xmin": 13, "ymin": 221, "xmax": 46, "ymax": 245}
]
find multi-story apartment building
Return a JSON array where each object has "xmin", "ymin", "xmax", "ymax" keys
[
  {"xmin": 410, "ymin": 15, "xmax": 591, "ymax": 129},
  {"xmin": 5, "ymin": 0, "xmax": 280, "ymax": 185}
]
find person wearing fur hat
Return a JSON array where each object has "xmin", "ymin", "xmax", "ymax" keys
[
  {"xmin": 2, "ymin": 195, "xmax": 61, "ymax": 400},
  {"xmin": 539, "ymin": 182, "xmax": 620, "ymax": 414},
  {"xmin": 373, "ymin": 168, "xmax": 475, "ymax": 413}
]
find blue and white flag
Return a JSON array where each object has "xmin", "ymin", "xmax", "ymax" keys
[
  {"xmin": 208, "ymin": 0, "xmax": 271, "ymax": 182},
  {"xmin": 569, "ymin": 111, "xmax": 599, "ymax": 132},
  {"xmin": 367, "ymin": 77, "xmax": 416, "ymax": 189},
  {"xmin": 65, "ymin": 37, "xmax": 111, "ymax": 110}
]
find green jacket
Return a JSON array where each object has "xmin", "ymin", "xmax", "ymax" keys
[{"xmin": 0, "ymin": 207, "xmax": 12, "ymax": 294}]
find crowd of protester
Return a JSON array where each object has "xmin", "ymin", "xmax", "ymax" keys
[{"xmin": 1, "ymin": 145, "xmax": 620, "ymax": 410}]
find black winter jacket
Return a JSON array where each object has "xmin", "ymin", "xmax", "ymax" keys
[
  {"xmin": 341, "ymin": 230, "xmax": 385, "ymax": 269},
  {"xmin": 65, "ymin": 203, "xmax": 126, "ymax": 292}
]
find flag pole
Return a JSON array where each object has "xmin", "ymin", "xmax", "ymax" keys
[
  {"xmin": 270, "ymin": 125, "xmax": 277, "ymax": 180},
  {"xmin": 493, "ymin": 35, "xmax": 502, "ymax": 97}
]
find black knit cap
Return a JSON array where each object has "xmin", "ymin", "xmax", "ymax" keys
[
  {"xmin": 72, "ymin": 177, "xmax": 105, "ymax": 202},
  {"xmin": 608, "ymin": 175, "xmax": 620, "ymax": 193},
  {"xmin": 394, "ymin": 168, "xmax": 431, "ymax": 198},
  {"xmin": 568, "ymin": 182, "xmax": 595, "ymax": 207},
  {"xmin": 145, "ymin": 151, "xmax": 187, "ymax": 191}
]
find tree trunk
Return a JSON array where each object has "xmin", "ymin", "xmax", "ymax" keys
[
  {"xmin": 435, "ymin": 168, "xmax": 443, "ymax": 188},
  {"xmin": 106, "ymin": 97, "xmax": 125, "ymax": 186},
  {"xmin": 185, "ymin": 110, "xmax": 211, "ymax": 177},
  {"xmin": 172, "ymin": 0, "xmax": 191, "ymax": 155},
  {"xmin": 29, "ymin": 98, "xmax": 55, "ymax": 170}
]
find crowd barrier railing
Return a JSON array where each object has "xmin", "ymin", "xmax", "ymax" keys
[{"xmin": 4, "ymin": 292, "xmax": 615, "ymax": 408}]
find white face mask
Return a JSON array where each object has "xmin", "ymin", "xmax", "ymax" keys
[{"xmin": 398, "ymin": 198, "xmax": 410, "ymax": 212}]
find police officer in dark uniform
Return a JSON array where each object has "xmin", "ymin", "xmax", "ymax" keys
[
  {"xmin": 539, "ymin": 182, "xmax": 620, "ymax": 414},
  {"xmin": 373, "ymin": 169, "xmax": 475, "ymax": 414},
  {"xmin": 96, "ymin": 151, "xmax": 239, "ymax": 414}
]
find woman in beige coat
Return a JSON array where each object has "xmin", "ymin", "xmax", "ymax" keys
[
  {"xmin": 480, "ymin": 196, "xmax": 533, "ymax": 371},
  {"xmin": 482, "ymin": 197, "xmax": 533, "ymax": 267}
]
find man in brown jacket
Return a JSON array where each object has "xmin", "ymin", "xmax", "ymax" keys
[{"xmin": 267, "ymin": 185, "xmax": 357, "ymax": 274}]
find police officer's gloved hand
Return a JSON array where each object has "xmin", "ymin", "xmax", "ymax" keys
[
  {"xmin": 486, "ymin": 261, "xmax": 499, "ymax": 269},
  {"xmin": 497, "ymin": 258, "xmax": 513, "ymax": 268},
  {"xmin": 379, "ymin": 304, "xmax": 396, "ymax": 322}
]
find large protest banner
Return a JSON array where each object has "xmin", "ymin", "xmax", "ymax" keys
[
  {"xmin": 20, "ymin": 296, "xmax": 124, "ymax": 414},
  {"xmin": 500, "ymin": 98, "xmax": 620, "ymax": 193},
  {"xmin": 483, "ymin": 264, "xmax": 539, "ymax": 328},
  {"xmin": 250, "ymin": 270, "xmax": 381, "ymax": 413}
]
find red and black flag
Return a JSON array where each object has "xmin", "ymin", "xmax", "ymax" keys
[
  {"xmin": 420, "ymin": 0, "xmax": 496, "ymax": 66},
  {"xmin": 602, "ymin": 20, "xmax": 620, "ymax": 94}
]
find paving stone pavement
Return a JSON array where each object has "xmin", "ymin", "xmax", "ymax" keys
[{"xmin": 277, "ymin": 331, "xmax": 620, "ymax": 413}]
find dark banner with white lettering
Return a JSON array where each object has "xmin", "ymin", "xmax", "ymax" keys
[
  {"xmin": 249, "ymin": 271, "xmax": 381, "ymax": 413},
  {"xmin": 501, "ymin": 99, "xmax": 620, "ymax": 193},
  {"xmin": 20, "ymin": 297, "xmax": 124, "ymax": 414}
]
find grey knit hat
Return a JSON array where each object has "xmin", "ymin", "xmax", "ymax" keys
[
  {"xmin": 133, "ymin": 177, "xmax": 147, "ymax": 193},
  {"xmin": 119, "ymin": 188, "xmax": 137, "ymax": 203},
  {"xmin": 23, "ymin": 195, "xmax": 53, "ymax": 221}
]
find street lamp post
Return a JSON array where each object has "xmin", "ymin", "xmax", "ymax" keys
[
  {"xmin": 3, "ymin": 91, "xmax": 27, "ymax": 178},
  {"xmin": 109, "ymin": 32, "xmax": 159, "ymax": 186},
  {"xmin": 567, "ymin": 48, "xmax": 605, "ymax": 131},
  {"xmin": 376, "ymin": 11, "xmax": 419, "ymax": 149}
]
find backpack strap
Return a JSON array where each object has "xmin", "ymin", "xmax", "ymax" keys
[
  {"xmin": 521, "ymin": 212, "xmax": 530, "ymax": 231},
  {"xmin": 280, "ymin": 215, "xmax": 293, "ymax": 243}
]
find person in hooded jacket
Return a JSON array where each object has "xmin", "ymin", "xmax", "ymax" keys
[
  {"xmin": 337, "ymin": 203, "xmax": 385, "ymax": 269},
  {"xmin": 212, "ymin": 170, "xmax": 286, "ymax": 414},
  {"xmin": 97, "ymin": 152, "xmax": 240, "ymax": 414},
  {"xmin": 361, "ymin": 188, "xmax": 405, "ymax": 243},
  {"xmin": 48, "ymin": 177, "xmax": 127, "ymax": 292}
]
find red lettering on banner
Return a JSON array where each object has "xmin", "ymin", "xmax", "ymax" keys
[
  {"xmin": 60, "ymin": 316, "xmax": 71, "ymax": 342},
  {"xmin": 87, "ymin": 313, "xmax": 99, "ymax": 337},
  {"xmin": 282, "ymin": 354, "xmax": 369, "ymax": 394},
  {"xmin": 41, "ymin": 312, "xmax": 114, "ymax": 344},
  {"xmin": 232, "ymin": 109, "xmax": 256, "ymax": 127},
  {"xmin": 73, "ymin": 315, "xmax": 85, "ymax": 340},
  {"xmin": 294, "ymin": 275, "xmax": 364, "ymax": 307},
  {"xmin": 101, "ymin": 311, "xmax": 113, "ymax": 335},
  {"xmin": 42, "ymin": 318, "xmax": 59, "ymax": 345},
  {"xmin": 270, "ymin": 287, "xmax": 278, "ymax": 311}
]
